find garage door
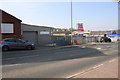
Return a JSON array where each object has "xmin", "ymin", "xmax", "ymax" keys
[{"xmin": 22, "ymin": 31, "xmax": 38, "ymax": 45}]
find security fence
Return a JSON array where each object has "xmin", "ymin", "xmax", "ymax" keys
[
  {"xmin": 72, "ymin": 36, "xmax": 98, "ymax": 45},
  {"xmin": 52, "ymin": 35, "xmax": 98, "ymax": 46},
  {"xmin": 52, "ymin": 36, "xmax": 71, "ymax": 46}
]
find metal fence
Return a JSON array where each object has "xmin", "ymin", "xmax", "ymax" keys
[
  {"xmin": 52, "ymin": 36, "xmax": 71, "ymax": 46},
  {"xmin": 52, "ymin": 36, "xmax": 98, "ymax": 46},
  {"xmin": 72, "ymin": 35, "xmax": 98, "ymax": 44}
]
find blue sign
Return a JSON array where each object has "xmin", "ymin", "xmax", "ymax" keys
[
  {"xmin": 108, "ymin": 34, "xmax": 120, "ymax": 37},
  {"xmin": 78, "ymin": 34, "xmax": 83, "ymax": 37}
]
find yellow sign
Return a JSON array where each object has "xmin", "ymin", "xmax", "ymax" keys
[{"xmin": 52, "ymin": 34, "xmax": 66, "ymax": 36}]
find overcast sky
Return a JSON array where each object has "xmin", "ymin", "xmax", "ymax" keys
[{"xmin": 0, "ymin": 1, "xmax": 118, "ymax": 31}]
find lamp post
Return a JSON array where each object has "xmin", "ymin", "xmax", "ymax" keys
[{"xmin": 71, "ymin": 0, "xmax": 73, "ymax": 45}]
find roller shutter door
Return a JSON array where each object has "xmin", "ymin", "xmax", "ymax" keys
[{"xmin": 22, "ymin": 31, "xmax": 38, "ymax": 45}]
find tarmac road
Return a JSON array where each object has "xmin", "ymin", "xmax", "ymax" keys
[{"xmin": 2, "ymin": 42, "xmax": 118, "ymax": 78}]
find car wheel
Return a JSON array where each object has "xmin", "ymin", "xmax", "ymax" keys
[
  {"xmin": 2, "ymin": 46, "xmax": 9, "ymax": 51},
  {"xmin": 26, "ymin": 45, "xmax": 33, "ymax": 50},
  {"xmin": 109, "ymin": 39, "xmax": 111, "ymax": 42}
]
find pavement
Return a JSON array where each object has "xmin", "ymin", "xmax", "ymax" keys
[{"xmin": 74, "ymin": 57, "xmax": 118, "ymax": 78}]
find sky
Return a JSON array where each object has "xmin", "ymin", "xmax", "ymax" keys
[{"xmin": 0, "ymin": 1, "xmax": 118, "ymax": 31}]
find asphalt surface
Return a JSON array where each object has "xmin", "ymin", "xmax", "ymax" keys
[{"xmin": 2, "ymin": 42, "xmax": 118, "ymax": 78}]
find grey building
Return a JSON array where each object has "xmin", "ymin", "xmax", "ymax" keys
[{"xmin": 21, "ymin": 23, "xmax": 53, "ymax": 46}]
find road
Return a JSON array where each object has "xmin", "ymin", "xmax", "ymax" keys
[{"xmin": 2, "ymin": 42, "xmax": 118, "ymax": 78}]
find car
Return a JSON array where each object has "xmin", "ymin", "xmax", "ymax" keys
[
  {"xmin": 97, "ymin": 37, "xmax": 111, "ymax": 42},
  {"xmin": 0, "ymin": 38, "xmax": 35, "ymax": 51}
]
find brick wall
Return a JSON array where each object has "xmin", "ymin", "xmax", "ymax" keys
[{"xmin": 1, "ymin": 10, "xmax": 22, "ymax": 39}]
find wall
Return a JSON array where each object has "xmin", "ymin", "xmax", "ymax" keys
[{"xmin": 1, "ymin": 10, "xmax": 21, "ymax": 39}]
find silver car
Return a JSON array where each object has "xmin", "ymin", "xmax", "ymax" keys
[{"xmin": 1, "ymin": 38, "xmax": 35, "ymax": 51}]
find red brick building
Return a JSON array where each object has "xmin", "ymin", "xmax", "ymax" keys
[{"xmin": 0, "ymin": 10, "xmax": 22, "ymax": 39}]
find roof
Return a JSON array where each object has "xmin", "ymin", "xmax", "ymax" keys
[
  {"xmin": 1, "ymin": 9, "xmax": 22, "ymax": 22},
  {"xmin": 22, "ymin": 23, "xmax": 54, "ymax": 29},
  {"xmin": 90, "ymin": 31, "xmax": 112, "ymax": 35}
]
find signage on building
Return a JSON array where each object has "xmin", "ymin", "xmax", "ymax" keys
[
  {"xmin": 77, "ymin": 23, "xmax": 84, "ymax": 32},
  {"xmin": 53, "ymin": 34, "xmax": 66, "ymax": 36},
  {"xmin": 108, "ymin": 34, "xmax": 120, "ymax": 37},
  {"xmin": 78, "ymin": 34, "xmax": 83, "ymax": 37},
  {"xmin": 77, "ymin": 23, "xmax": 84, "ymax": 37},
  {"xmin": 40, "ymin": 31, "xmax": 50, "ymax": 34}
]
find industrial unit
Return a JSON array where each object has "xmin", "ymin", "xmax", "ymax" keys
[{"xmin": 21, "ymin": 23, "xmax": 53, "ymax": 46}]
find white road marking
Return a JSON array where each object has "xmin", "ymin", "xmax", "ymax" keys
[
  {"xmin": 81, "ymin": 46, "xmax": 86, "ymax": 48},
  {"xmin": 67, "ymin": 63, "xmax": 104, "ymax": 78},
  {"xmin": 66, "ymin": 70, "xmax": 89, "ymax": 78},
  {"xmin": 97, "ymin": 48, "xmax": 101, "ymax": 50},
  {"xmin": 3, "ymin": 64, "xmax": 23, "ymax": 67},
  {"xmin": 67, "ymin": 57, "xmax": 118, "ymax": 78},
  {"xmin": 93, "ymin": 64, "xmax": 103, "ymax": 69},
  {"xmin": 109, "ymin": 59, "xmax": 116, "ymax": 63}
]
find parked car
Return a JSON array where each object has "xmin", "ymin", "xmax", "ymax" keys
[
  {"xmin": 0, "ymin": 38, "xmax": 35, "ymax": 51},
  {"xmin": 97, "ymin": 37, "xmax": 111, "ymax": 42}
]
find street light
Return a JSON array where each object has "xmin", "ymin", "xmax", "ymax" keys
[{"xmin": 71, "ymin": 0, "xmax": 73, "ymax": 45}]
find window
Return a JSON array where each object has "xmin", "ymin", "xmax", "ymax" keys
[
  {"xmin": 4, "ymin": 39, "xmax": 16, "ymax": 42},
  {"xmin": 1, "ymin": 23, "xmax": 14, "ymax": 33},
  {"xmin": 16, "ymin": 39, "xmax": 25, "ymax": 43}
]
